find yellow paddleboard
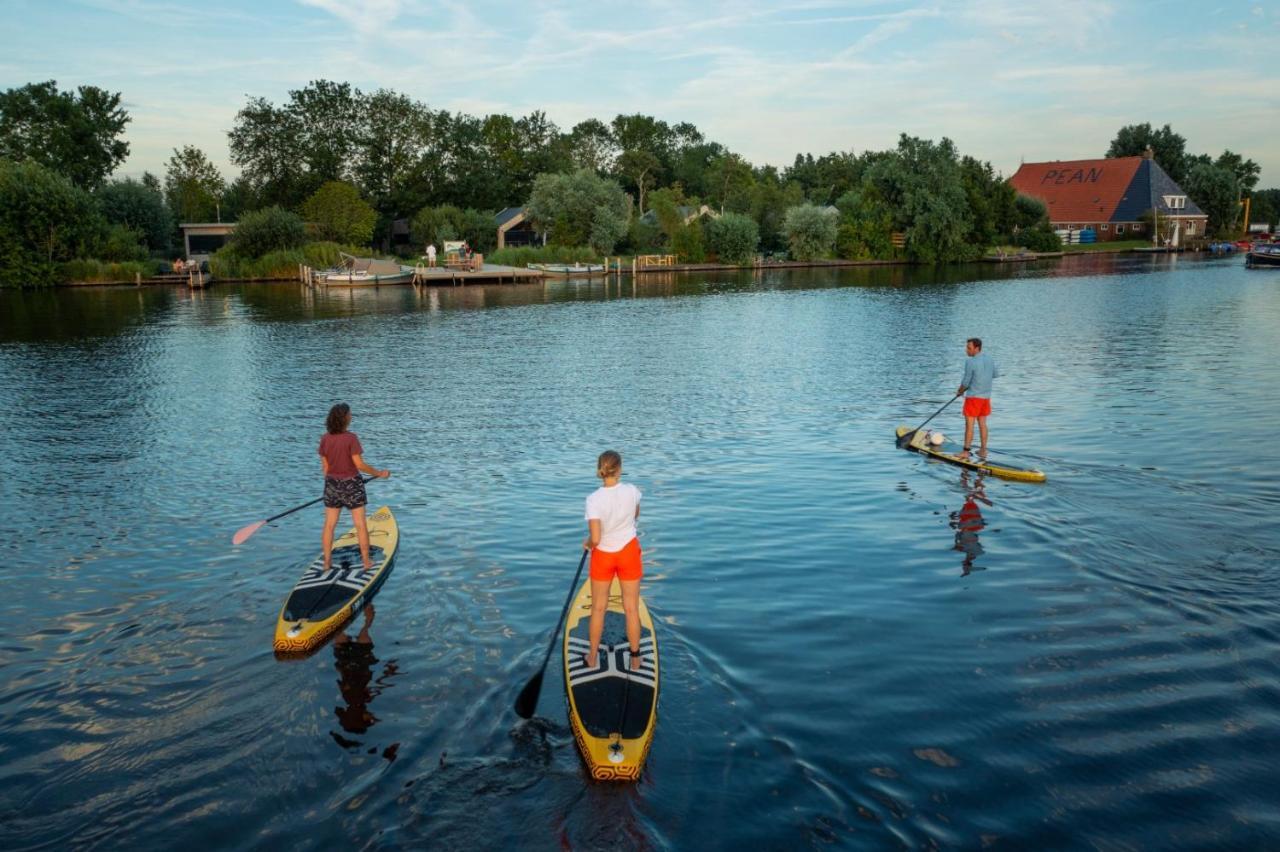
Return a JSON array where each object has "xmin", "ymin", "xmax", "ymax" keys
[
  {"xmin": 273, "ymin": 506, "xmax": 398, "ymax": 657},
  {"xmin": 563, "ymin": 577, "xmax": 659, "ymax": 781},
  {"xmin": 896, "ymin": 426, "xmax": 1047, "ymax": 483}
]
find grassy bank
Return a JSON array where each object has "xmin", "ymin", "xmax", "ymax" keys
[
  {"xmin": 1062, "ymin": 240, "xmax": 1152, "ymax": 253},
  {"xmin": 62, "ymin": 259, "xmax": 155, "ymax": 284},
  {"xmin": 210, "ymin": 241, "xmax": 374, "ymax": 280},
  {"xmin": 487, "ymin": 245, "xmax": 600, "ymax": 267}
]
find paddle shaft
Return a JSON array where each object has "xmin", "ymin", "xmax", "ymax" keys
[
  {"xmin": 901, "ymin": 392, "xmax": 963, "ymax": 444},
  {"xmin": 514, "ymin": 548, "xmax": 589, "ymax": 718},
  {"xmin": 539, "ymin": 549, "xmax": 590, "ymax": 673},
  {"xmin": 264, "ymin": 475, "xmax": 374, "ymax": 524}
]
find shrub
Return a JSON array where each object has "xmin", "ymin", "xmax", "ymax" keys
[
  {"xmin": 783, "ymin": 203, "xmax": 838, "ymax": 261},
  {"xmin": 488, "ymin": 245, "xmax": 599, "ymax": 267},
  {"xmin": 705, "ymin": 213, "xmax": 759, "ymax": 264},
  {"xmin": 410, "ymin": 205, "xmax": 496, "ymax": 254},
  {"xmin": 301, "ymin": 181, "xmax": 377, "ymax": 245},
  {"xmin": 98, "ymin": 178, "xmax": 173, "ymax": 255},
  {"xmin": 526, "ymin": 169, "xmax": 629, "ymax": 254},
  {"xmin": 0, "ymin": 159, "xmax": 106, "ymax": 287},
  {"xmin": 671, "ymin": 218, "xmax": 706, "ymax": 262},
  {"xmin": 61, "ymin": 258, "xmax": 152, "ymax": 283},
  {"xmin": 1014, "ymin": 223, "xmax": 1062, "ymax": 252},
  {"xmin": 99, "ymin": 224, "xmax": 149, "ymax": 262},
  {"xmin": 209, "ymin": 240, "xmax": 371, "ymax": 280},
  {"xmin": 227, "ymin": 206, "xmax": 306, "ymax": 258}
]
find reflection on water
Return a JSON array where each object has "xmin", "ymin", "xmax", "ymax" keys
[
  {"xmin": 950, "ymin": 470, "xmax": 989, "ymax": 575},
  {"xmin": 3, "ymin": 253, "xmax": 1280, "ymax": 848}
]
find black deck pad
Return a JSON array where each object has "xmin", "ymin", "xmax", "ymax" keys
[
  {"xmin": 284, "ymin": 544, "xmax": 385, "ymax": 622},
  {"xmin": 566, "ymin": 610, "xmax": 656, "ymax": 739}
]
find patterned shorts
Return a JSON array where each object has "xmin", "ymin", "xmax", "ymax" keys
[{"xmin": 323, "ymin": 476, "xmax": 367, "ymax": 509}]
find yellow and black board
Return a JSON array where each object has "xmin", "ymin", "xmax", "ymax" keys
[
  {"xmin": 273, "ymin": 506, "xmax": 398, "ymax": 657},
  {"xmin": 563, "ymin": 577, "xmax": 659, "ymax": 781},
  {"xmin": 896, "ymin": 425, "xmax": 1047, "ymax": 483}
]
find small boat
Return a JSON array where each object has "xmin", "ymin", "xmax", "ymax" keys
[
  {"xmin": 528, "ymin": 262, "xmax": 606, "ymax": 276},
  {"xmin": 320, "ymin": 253, "xmax": 415, "ymax": 286},
  {"xmin": 1245, "ymin": 245, "xmax": 1280, "ymax": 268}
]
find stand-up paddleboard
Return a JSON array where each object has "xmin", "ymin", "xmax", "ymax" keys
[
  {"xmin": 563, "ymin": 577, "xmax": 659, "ymax": 781},
  {"xmin": 274, "ymin": 506, "xmax": 398, "ymax": 656},
  {"xmin": 896, "ymin": 425, "xmax": 1047, "ymax": 482}
]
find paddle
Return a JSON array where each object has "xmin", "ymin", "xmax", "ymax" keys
[
  {"xmin": 231, "ymin": 475, "xmax": 374, "ymax": 545},
  {"xmin": 897, "ymin": 392, "xmax": 964, "ymax": 448},
  {"xmin": 514, "ymin": 548, "xmax": 590, "ymax": 719}
]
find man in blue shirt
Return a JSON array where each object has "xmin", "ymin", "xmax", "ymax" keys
[{"xmin": 957, "ymin": 337, "xmax": 999, "ymax": 460}]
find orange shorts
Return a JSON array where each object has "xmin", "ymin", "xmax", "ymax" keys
[
  {"xmin": 963, "ymin": 397, "xmax": 992, "ymax": 418},
  {"xmin": 590, "ymin": 537, "xmax": 643, "ymax": 582}
]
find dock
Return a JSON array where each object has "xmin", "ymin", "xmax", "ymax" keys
[{"xmin": 411, "ymin": 262, "xmax": 545, "ymax": 286}]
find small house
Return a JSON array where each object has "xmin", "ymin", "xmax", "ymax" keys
[
  {"xmin": 495, "ymin": 207, "xmax": 545, "ymax": 250},
  {"xmin": 179, "ymin": 222, "xmax": 237, "ymax": 263}
]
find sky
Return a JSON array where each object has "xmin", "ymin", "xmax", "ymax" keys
[{"xmin": 3, "ymin": 0, "xmax": 1279, "ymax": 186}]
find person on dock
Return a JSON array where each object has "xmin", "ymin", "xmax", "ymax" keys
[
  {"xmin": 582, "ymin": 450, "xmax": 644, "ymax": 672},
  {"xmin": 171, "ymin": 258, "xmax": 184, "ymax": 273},
  {"xmin": 425, "ymin": 243, "xmax": 436, "ymax": 268},
  {"xmin": 319, "ymin": 403, "xmax": 391, "ymax": 572},
  {"xmin": 957, "ymin": 338, "xmax": 999, "ymax": 460}
]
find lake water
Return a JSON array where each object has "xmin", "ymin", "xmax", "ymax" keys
[{"xmin": 2, "ymin": 254, "xmax": 1279, "ymax": 849}]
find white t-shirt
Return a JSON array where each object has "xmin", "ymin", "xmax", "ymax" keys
[{"xmin": 584, "ymin": 482, "xmax": 641, "ymax": 552}]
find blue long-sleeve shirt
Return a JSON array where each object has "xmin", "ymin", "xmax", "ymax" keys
[{"xmin": 961, "ymin": 352, "xmax": 999, "ymax": 398}]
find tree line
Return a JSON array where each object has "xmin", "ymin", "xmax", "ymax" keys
[{"xmin": 1, "ymin": 79, "xmax": 1275, "ymax": 287}]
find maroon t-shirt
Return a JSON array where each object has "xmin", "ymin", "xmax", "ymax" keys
[{"xmin": 319, "ymin": 431, "xmax": 363, "ymax": 479}]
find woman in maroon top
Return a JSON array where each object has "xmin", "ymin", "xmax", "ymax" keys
[{"xmin": 320, "ymin": 403, "xmax": 391, "ymax": 571}]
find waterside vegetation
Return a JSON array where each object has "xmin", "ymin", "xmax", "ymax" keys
[{"xmin": 0, "ymin": 79, "xmax": 1274, "ymax": 287}]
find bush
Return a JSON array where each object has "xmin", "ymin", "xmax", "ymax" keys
[
  {"xmin": 227, "ymin": 206, "xmax": 306, "ymax": 258},
  {"xmin": 99, "ymin": 224, "xmax": 149, "ymax": 262},
  {"xmin": 61, "ymin": 258, "xmax": 152, "ymax": 283},
  {"xmin": 1014, "ymin": 223, "xmax": 1061, "ymax": 252},
  {"xmin": 209, "ymin": 240, "xmax": 370, "ymax": 279},
  {"xmin": 488, "ymin": 245, "xmax": 599, "ymax": 267},
  {"xmin": 0, "ymin": 159, "xmax": 106, "ymax": 287},
  {"xmin": 783, "ymin": 203, "xmax": 838, "ymax": 261},
  {"xmin": 705, "ymin": 213, "xmax": 759, "ymax": 264},
  {"xmin": 98, "ymin": 178, "xmax": 173, "ymax": 255},
  {"xmin": 410, "ymin": 205, "xmax": 496, "ymax": 254},
  {"xmin": 618, "ymin": 218, "xmax": 662, "ymax": 254},
  {"xmin": 301, "ymin": 181, "xmax": 377, "ymax": 245},
  {"xmin": 526, "ymin": 169, "xmax": 629, "ymax": 254}
]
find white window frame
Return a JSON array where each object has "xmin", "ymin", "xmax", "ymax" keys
[
  {"xmin": 1116, "ymin": 224, "xmax": 1125, "ymax": 234},
  {"xmin": 1101, "ymin": 223, "xmax": 1109, "ymax": 232}
]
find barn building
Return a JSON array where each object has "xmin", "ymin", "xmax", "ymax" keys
[{"xmin": 1009, "ymin": 152, "xmax": 1207, "ymax": 246}]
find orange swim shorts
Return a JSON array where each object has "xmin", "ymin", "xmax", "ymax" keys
[
  {"xmin": 590, "ymin": 537, "xmax": 643, "ymax": 582},
  {"xmin": 963, "ymin": 397, "xmax": 992, "ymax": 418}
]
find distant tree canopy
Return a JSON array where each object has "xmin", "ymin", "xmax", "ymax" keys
[
  {"xmin": 1183, "ymin": 163, "xmax": 1241, "ymax": 237},
  {"xmin": 301, "ymin": 181, "xmax": 377, "ymax": 245},
  {"xmin": 0, "ymin": 159, "xmax": 106, "ymax": 286},
  {"xmin": 164, "ymin": 145, "xmax": 225, "ymax": 224},
  {"xmin": 98, "ymin": 177, "xmax": 173, "ymax": 256},
  {"xmin": 526, "ymin": 169, "xmax": 629, "ymax": 254},
  {"xmin": 227, "ymin": 206, "xmax": 306, "ymax": 258},
  {"xmin": 0, "ymin": 81, "xmax": 130, "ymax": 189}
]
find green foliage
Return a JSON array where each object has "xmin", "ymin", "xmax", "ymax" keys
[
  {"xmin": 864, "ymin": 135, "xmax": 975, "ymax": 262},
  {"xmin": 227, "ymin": 206, "xmax": 306, "ymax": 258},
  {"xmin": 1250, "ymin": 188, "xmax": 1280, "ymax": 230},
  {"xmin": 60, "ymin": 258, "xmax": 152, "ymax": 283},
  {"xmin": 98, "ymin": 177, "xmax": 173, "ymax": 255},
  {"xmin": 0, "ymin": 159, "xmax": 106, "ymax": 287},
  {"xmin": 1106, "ymin": 123, "xmax": 1189, "ymax": 183},
  {"xmin": 617, "ymin": 149, "xmax": 661, "ymax": 214},
  {"xmin": 1183, "ymin": 163, "xmax": 1241, "ymax": 237},
  {"xmin": 164, "ymin": 145, "xmax": 225, "ymax": 223},
  {"xmin": 618, "ymin": 217, "xmax": 662, "ymax": 254},
  {"xmin": 301, "ymin": 181, "xmax": 377, "ymax": 245},
  {"xmin": 0, "ymin": 80, "xmax": 130, "ymax": 189},
  {"xmin": 671, "ymin": 218, "xmax": 706, "ymax": 262},
  {"xmin": 834, "ymin": 189, "xmax": 894, "ymax": 259},
  {"xmin": 488, "ymin": 245, "xmax": 599, "ymax": 266},
  {"xmin": 100, "ymin": 224, "xmax": 149, "ymax": 262},
  {"xmin": 526, "ymin": 169, "xmax": 629, "ymax": 254},
  {"xmin": 705, "ymin": 213, "xmax": 758, "ymax": 264},
  {"xmin": 1013, "ymin": 223, "xmax": 1061, "ymax": 252},
  {"xmin": 410, "ymin": 204, "xmax": 495, "ymax": 253},
  {"xmin": 783, "ymin": 203, "xmax": 838, "ymax": 260},
  {"xmin": 208, "ymin": 240, "xmax": 367, "ymax": 280}
]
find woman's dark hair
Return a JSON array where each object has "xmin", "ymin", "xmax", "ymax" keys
[{"xmin": 326, "ymin": 403, "xmax": 352, "ymax": 434}]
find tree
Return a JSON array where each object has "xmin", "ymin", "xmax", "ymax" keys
[
  {"xmin": 705, "ymin": 153, "xmax": 755, "ymax": 214},
  {"xmin": 1106, "ymin": 123, "xmax": 1188, "ymax": 184},
  {"xmin": 526, "ymin": 169, "xmax": 629, "ymax": 253},
  {"xmin": 98, "ymin": 177, "xmax": 173, "ymax": 255},
  {"xmin": 783, "ymin": 204, "xmax": 838, "ymax": 260},
  {"xmin": 865, "ymin": 135, "xmax": 974, "ymax": 262},
  {"xmin": 1249, "ymin": 188, "xmax": 1280, "ymax": 229},
  {"xmin": 410, "ymin": 204, "xmax": 466, "ymax": 249},
  {"xmin": 959, "ymin": 155, "xmax": 1017, "ymax": 248},
  {"xmin": 1214, "ymin": 150, "xmax": 1261, "ymax": 195},
  {"xmin": 0, "ymin": 159, "xmax": 105, "ymax": 286},
  {"xmin": 0, "ymin": 81, "xmax": 130, "ymax": 189},
  {"xmin": 301, "ymin": 181, "xmax": 377, "ymax": 245},
  {"xmin": 834, "ymin": 189, "xmax": 894, "ymax": 260},
  {"xmin": 617, "ymin": 149, "xmax": 661, "ymax": 214},
  {"xmin": 228, "ymin": 96, "xmax": 304, "ymax": 208},
  {"xmin": 1183, "ymin": 163, "xmax": 1241, "ymax": 237},
  {"xmin": 565, "ymin": 119, "xmax": 618, "ymax": 173},
  {"xmin": 164, "ymin": 145, "xmax": 225, "ymax": 223},
  {"xmin": 706, "ymin": 213, "xmax": 759, "ymax": 264},
  {"xmin": 227, "ymin": 206, "xmax": 306, "ymax": 258}
]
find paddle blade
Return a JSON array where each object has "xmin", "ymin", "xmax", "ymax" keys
[
  {"xmin": 513, "ymin": 670, "xmax": 544, "ymax": 719},
  {"xmin": 232, "ymin": 520, "xmax": 265, "ymax": 546},
  {"xmin": 896, "ymin": 430, "xmax": 915, "ymax": 448}
]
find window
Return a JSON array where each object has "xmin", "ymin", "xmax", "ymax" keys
[
  {"xmin": 1101, "ymin": 224, "xmax": 1109, "ymax": 231},
  {"xmin": 1187, "ymin": 222, "xmax": 1197, "ymax": 235},
  {"xmin": 1133, "ymin": 223, "xmax": 1144, "ymax": 231},
  {"xmin": 1116, "ymin": 224, "xmax": 1126, "ymax": 234}
]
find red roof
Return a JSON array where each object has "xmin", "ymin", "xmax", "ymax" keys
[{"xmin": 1009, "ymin": 157, "xmax": 1143, "ymax": 223}]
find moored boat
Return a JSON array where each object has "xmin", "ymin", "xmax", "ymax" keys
[
  {"xmin": 319, "ymin": 253, "xmax": 415, "ymax": 285},
  {"xmin": 1245, "ymin": 245, "xmax": 1280, "ymax": 268},
  {"xmin": 528, "ymin": 262, "xmax": 606, "ymax": 277}
]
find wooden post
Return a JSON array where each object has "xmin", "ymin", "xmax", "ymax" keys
[
  {"xmin": 135, "ymin": 271, "xmax": 141, "ymax": 287},
  {"xmin": 632, "ymin": 257, "xmax": 637, "ymax": 277}
]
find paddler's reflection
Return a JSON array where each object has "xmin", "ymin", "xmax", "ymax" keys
[
  {"xmin": 949, "ymin": 470, "xmax": 991, "ymax": 576},
  {"xmin": 331, "ymin": 604, "xmax": 396, "ymax": 746}
]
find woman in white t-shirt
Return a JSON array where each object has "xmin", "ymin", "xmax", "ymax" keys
[{"xmin": 582, "ymin": 450, "xmax": 644, "ymax": 671}]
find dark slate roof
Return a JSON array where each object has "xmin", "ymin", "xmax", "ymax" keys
[
  {"xmin": 495, "ymin": 207, "xmax": 525, "ymax": 226},
  {"xmin": 1010, "ymin": 157, "xmax": 1204, "ymax": 223}
]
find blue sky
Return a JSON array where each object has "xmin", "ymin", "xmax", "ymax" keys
[{"xmin": 4, "ymin": 0, "xmax": 1278, "ymax": 186}]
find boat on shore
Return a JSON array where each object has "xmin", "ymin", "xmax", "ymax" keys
[
  {"xmin": 528, "ymin": 262, "xmax": 606, "ymax": 277},
  {"xmin": 320, "ymin": 254, "xmax": 415, "ymax": 286}
]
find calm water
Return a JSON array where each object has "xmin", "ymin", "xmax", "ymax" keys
[{"xmin": 2, "ymin": 255, "xmax": 1279, "ymax": 849}]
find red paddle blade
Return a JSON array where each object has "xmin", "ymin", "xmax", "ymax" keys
[{"xmin": 232, "ymin": 520, "xmax": 265, "ymax": 546}]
